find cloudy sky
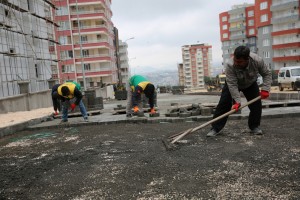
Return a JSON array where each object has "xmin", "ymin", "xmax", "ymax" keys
[{"xmin": 111, "ymin": 0, "xmax": 254, "ymax": 74}]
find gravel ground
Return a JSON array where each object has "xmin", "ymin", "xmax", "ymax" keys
[{"xmin": 0, "ymin": 117, "xmax": 299, "ymax": 199}]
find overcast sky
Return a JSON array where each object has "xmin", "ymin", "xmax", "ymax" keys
[{"xmin": 111, "ymin": 0, "xmax": 254, "ymax": 74}]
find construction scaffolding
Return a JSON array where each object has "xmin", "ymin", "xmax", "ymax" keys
[{"xmin": 0, "ymin": 0, "xmax": 58, "ymax": 98}]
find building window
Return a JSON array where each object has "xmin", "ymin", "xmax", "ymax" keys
[
  {"xmin": 263, "ymin": 51, "xmax": 270, "ymax": 58},
  {"xmin": 4, "ymin": 9, "xmax": 11, "ymax": 18},
  {"xmin": 248, "ymin": 10, "xmax": 254, "ymax": 17},
  {"xmin": 222, "ymin": 24, "xmax": 228, "ymax": 30},
  {"xmin": 56, "ymin": 7, "xmax": 68, "ymax": 16},
  {"xmin": 62, "ymin": 65, "xmax": 74, "ymax": 73},
  {"xmin": 59, "ymin": 36, "xmax": 68, "ymax": 45},
  {"xmin": 260, "ymin": 14, "xmax": 268, "ymax": 22},
  {"xmin": 222, "ymin": 16, "xmax": 227, "ymax": 22},
  {"xmin": 82, "ymin": 50, "xmax": 89, "ymax": 57},
  {"xmin": 58, "ymin": 21, "xmax": 70, "ymax": 30},
  {"xmin": 84, "ymin": 64, "xmax": 91, "ymax": 71},
  {"xmin": 262, "ymin": 26, "xmax": 269, "ymax": 34},
  {"xmin": 223, "ymin": 33, "xmax": 228, "ymax": 38},
  {"xmin": 248, "ymin": 19, "xmax": 254, "ymax": 26},
  {"xmin": 80, "ymin": 36, "xmax": 88, "ymax": 43},
  {"xmin": 249, "ymin": 28, "xmax": 255, "ymax": 35},
  {"xmin": 260, "ymin": 2, "xmax": 268, "ymax": 10},
  {"xmin": 249, "ymin": 37, "xmax": 256, "ymax": 44},
  {"xmin": 263, "ymin": 39, "xmax": 270, "ymax": 46}
]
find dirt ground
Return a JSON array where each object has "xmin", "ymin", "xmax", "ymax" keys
[{"xmin": 0, "ymin": 116, "xmax": 299, "ymax": 199}]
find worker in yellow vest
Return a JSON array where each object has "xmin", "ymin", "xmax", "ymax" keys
[{"xmin": 57, "ymin": 82, "xmax": 88, "ymax": 123}]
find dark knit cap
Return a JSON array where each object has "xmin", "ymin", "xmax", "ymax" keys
[{"xmin": 61, "ymin": 86, "xmax": 70, "ymax": 96}]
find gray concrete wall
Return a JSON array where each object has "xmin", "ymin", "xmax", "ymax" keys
[{"xmin": 0, "ymin": 90, "xmax": 52, "ymax": 114}]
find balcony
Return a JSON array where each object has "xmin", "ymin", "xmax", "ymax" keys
[
  {"xmin": 270, "ymin": 0, "xmax": 299, "ymax": 12},
  {"xmin": 69, "ymin": 0, "xmax": 105, "ymax": 6},
  {"xmin": 273, "ymin": 55, "xmax": 300, "ymax": 62},
  {"xmin": 228, "ymin": 7, "xmax": 245, "ymax": 15},
  {"xmin": 273, "ymin": 42, "xmax": 300, "ymax": 49},
  {"xmin": 74, "ymin": 40, "xmax": 110, "ymax": 49},
  {"xmin": 72, "ymin": 25, "xmax": 109, "ymax": 34},
  {"xmin": 228, "ymin": 16, "xmax": 246, "ymax": 23},
  {"xmin": 229, "ymin": 26, "xmax": 246, "ymax": 32},
  {"xmin": 70, "ymin": 10, "xmax": 106, "ymax": 20},
  {"xmin": 230, "ymin": 34, "xmax": 246, "ymax": 40},
  {"xmin": 272, "ymin": 14, "xmax": 300, "ymax": 24},
  {"xmin": 75, "ymin": 54, "xmax": 111, "ymax": 63}
]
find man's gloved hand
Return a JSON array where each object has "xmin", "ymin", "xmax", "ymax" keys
[
  {"xmin": 70, "ymin": 103, "xmax": 76, "ymax": 111},
  {"xmin": 260, "ymin": 90, "xmax": 269, "ymax": 99},
  {"xmin": 54, "ymin": 110, "xmax": 58, "ymax": 116},
  {"xmin": 232, "ymin": 102, "xmax": 241, "ymax": 112},
  {"xmin": 133, "ymin": 106, "xmax": 139, "ymax": 113},
  {"xmin": 150, "ymin": 108, "xmax": 156, "ymax": 114}
]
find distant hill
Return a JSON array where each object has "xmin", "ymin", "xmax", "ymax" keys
[{"xmin": 139, "ymin": 70, "xmax": 179, "ymax": 87}]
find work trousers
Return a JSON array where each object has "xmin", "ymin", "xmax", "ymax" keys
[
  {"xmin": 62, "ymin": 99, "xmax": 88, "ymax": 121},
  {"xmin": 126, "ymin": 82, "xmax": 143, "ymax": 115},
  {"xmin": 211, "ymin": 81, "xmax": 262, "ymax": 132}
]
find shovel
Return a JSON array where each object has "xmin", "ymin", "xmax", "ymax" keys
[{"xmin": 162, "ymin": 96, "xmax": 261, "ymax": 150}]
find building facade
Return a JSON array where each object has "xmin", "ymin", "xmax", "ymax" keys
[
  {"xmin": 0, "ymin": 0, "xmax": 57, "ymax": 98},
  {"xmin": 53, "ymin": 0, "xmax": 116, "ymax": 89},
  {"xmin": 181, "ymin": 43, "xmax": 212, "ymax": 89},
  {"xmin": 220, "ymin": 0, "xmax": 300, "ymax": 72},
  {"xmin": 219, "ymin": 3, "xmax": 256, "ymax": 67},
  {"xmin": 270, "ymin": 0, "xmax": 300, "ymax": 69},
  {"xmin": 177, "ymin": 63, "xmax": 184, "ymax": 86},
  {"xmin": 118, "ymin": 40, "xmax": 129, "ymax": 85}
]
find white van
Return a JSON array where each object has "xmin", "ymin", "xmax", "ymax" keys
[{"xmin": 278, "ymin": 66, "xmax": 300, "ymax": 91}]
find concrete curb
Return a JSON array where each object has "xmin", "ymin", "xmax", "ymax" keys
[
  {"xmin": 0, "ymin": 116, "xmax": 52, "ymax": 138},
  {"xmin": 24, "ymin": 112, "xmax": 300, "ymax": 132}
]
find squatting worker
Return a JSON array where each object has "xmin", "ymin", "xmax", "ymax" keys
[
  {"xmin": 57, "ymin": 82, "xmax": 89, "ymax": 123},
  {"xmin": 126, "ymin": 75, "xmax": 156, "ymax": 117},
  {"xmin": 207, "ymin": 46, "xmax": 272, "ymax": 137}
]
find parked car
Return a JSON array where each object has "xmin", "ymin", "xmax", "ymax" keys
[{"xmin": 278, "ymin": 66, "xmax": 300, "ymax": 91}]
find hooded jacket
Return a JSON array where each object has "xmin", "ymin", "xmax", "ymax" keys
[{"xmin": 225, "ymin": 52, "xmax": 272, "ymax": 103}]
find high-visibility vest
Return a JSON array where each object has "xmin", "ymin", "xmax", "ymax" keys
[{"xmin": 58, "ymin": 82, "xmax": 76, "ymax": 99}]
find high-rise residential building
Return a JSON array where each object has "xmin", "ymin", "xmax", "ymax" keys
[
  {"xmin": 177, "ymin": 63, "xmax": 184, "ymax": 86},
  {"xmin": 270, "ymin": 0, "xmax": 300, "ymax": 69},
  {"xmin": 0, "ymin": 0, "xmax": 57, "ymax": 98},
  {"xmin": 53, "ymin": 0, "xmax": 116, "ymax": 89},
  {"xmin": 219, "ymin": 3, "xmax": 256, "ymax": 67},
  {"xmin": 220, "ymin": 1, "xmax": 300, "ymax": 72},
  {"xmin": 181, "ymin": 43, "xmax": 212, "ymax": 89},
  {"xmin": 118, "ymin": 40, "xmax": 129, "ymax": 85},
  {"xmin": 255, "ymin": 0, "xmax": 273, "ymax": 70}
]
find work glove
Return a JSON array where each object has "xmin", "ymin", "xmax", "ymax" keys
[
  {"xmin": 232, "ymin": 102, "xmax": 241, "ymax": 112},
  {"xmin": 133, "ymin": 106, "xmax": 139, "ymax": 113},
  {"xmin": 54, "ymin": 110, "xmax": 58, "ymax": 116},
  {"xmin": 70, "ymin": 103, "xmax": 76, "ymax": 111},
  {"xmin": 150, "ymin": 108, "xmax": 156, "ymax": 114},
  {"xmin": 260, "ymin": 90, "xmax": 269, "ymax": 99}
]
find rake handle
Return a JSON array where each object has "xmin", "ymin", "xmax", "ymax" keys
[{"xmin": 171, "ymin": 96, "xmax": 261, "ymax": 144}]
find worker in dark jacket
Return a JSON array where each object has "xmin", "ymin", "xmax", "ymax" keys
[
  {"xmin": 126, "ymin": 75, "xmax": 156, "ymax": 117},
  {"xmin": 51, "ymin": 84, "xmax": 62, "ymax": 116},
  {"xmin": 57, "ymin": 82, "xmax": 88, "ymax": 123},
  {"xmin": 207, "ymin": 46, "xmax": 272, "ymax": 137}
]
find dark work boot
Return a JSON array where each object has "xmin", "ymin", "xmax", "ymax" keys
[
  {"xmin": 250, "ymin": 127, "xmax": 263, "ymax": 135},
  {"xmin": 206, "ymin": 129, "xmax": 219, "ymax": 137}
]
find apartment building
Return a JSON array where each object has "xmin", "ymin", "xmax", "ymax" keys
[
  {"xmin": 270, "ymin": 0, "xmax": 300, "ymax": 69},
  {"xmin": 220, "ymin": 1, "xmax": 300, "ymax": 71},
  {"xmin": 0, "ymin": 0, "xmax": 57, "ymax": 98},
  {"xmin": 177, "ymin": 63, "xmax": 184, "ymax": 86},
  {"xmin": 219, "ymin": 3, "xmax": 256, "ymax": 67},
  {"xmin": 118, "ymin": 40, "xmax": 129, "ymax": 85},
  {"xmin": 181, "ymin": 43, "xmax": 212, "ymax": 89},
  {"xmin": 53, "ymin": 0, "xmax": 116, "ymax": 89}
]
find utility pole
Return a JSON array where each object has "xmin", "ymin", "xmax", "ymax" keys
[{"xmin": 75, "ymin": 0, "xmax": 87, "ymax": 91}]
